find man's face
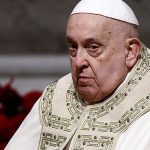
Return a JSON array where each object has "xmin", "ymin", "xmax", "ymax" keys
[{"xmin": 66, "ymin": 14, "xmax": 129, "ymax": 104}]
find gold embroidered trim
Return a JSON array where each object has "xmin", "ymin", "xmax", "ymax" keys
[{"xmin": 39, "ymin": 82, "xmax": 84, "ymax": 149}]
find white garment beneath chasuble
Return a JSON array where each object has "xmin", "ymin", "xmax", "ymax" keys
[{"xmin": 5, "ymin": 45, "xmax": 150, "ymax": 150}]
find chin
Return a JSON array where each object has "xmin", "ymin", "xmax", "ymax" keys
[
  {"xmin": 76, "ymin": 83, "xmax": 104, "ymax": 103},
  {"xmin": 78, "ymin": 90, "xmax": 98, "ymax": 104},
  {"xmin": 81, "ymin": 96, "xmax": 102, "ymax": 104},
  {"xmin": 78, "ymin": 89, "xmax": 107, "ymax": 104}
]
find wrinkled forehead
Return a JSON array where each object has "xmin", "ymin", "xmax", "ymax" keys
[
  {"xmin": 66, "ymin": 14, "xmax": 116, "ymax": 43},
  {"xmin": 67, "ymin": 13, "xmax": 120, "ymax": 33},
  {"xmin": 68, "ymin": 13, "xmax": 110, "ymax": 27}
]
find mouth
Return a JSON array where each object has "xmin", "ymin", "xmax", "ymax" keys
[{"xmin": 77, "ymin": 75, "xmax": 94, "ymax": 85}]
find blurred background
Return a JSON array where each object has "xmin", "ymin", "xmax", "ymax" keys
[{"xmin": 0, "ymin": 0, "xmax": 149, "ymax": 149}]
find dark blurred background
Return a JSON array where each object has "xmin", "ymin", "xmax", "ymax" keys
[
  {"xmin": 0, "ymin": 0, "xmax": 149, "ymax": 149},
  {"xmin": 0, "ymin": 0, "xmax": 79, "ymax": 55}
]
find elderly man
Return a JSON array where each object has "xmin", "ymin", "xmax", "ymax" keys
[{"xmin": 5, "ymin": 0, "xmax": 150, "ymax": 149}]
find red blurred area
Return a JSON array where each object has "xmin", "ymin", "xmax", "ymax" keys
[{"xmin": 0, "ymin": 79, "xmax": 42, "ymax": 150}]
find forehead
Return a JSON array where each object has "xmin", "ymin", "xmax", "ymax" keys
[
  {"xmin": 67, "ymin": 13, "xmax": 108, "ymax": 30},
  {"xmin": 66, "ymin": 14, "xmax": 114, "ymax": 41}
]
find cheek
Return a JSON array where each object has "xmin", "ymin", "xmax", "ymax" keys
[
  {"xmin": 94, "ymin": 67, "xmax": 110, "ymax": 89},
  {"xmin": 90, "ymin": 56, "xmax": 120, "ymax": 87},
  {"xmin": 70, "ymin": 58, "xmax": 77, "ymax": 81},
  {"xmin": 89, "ymin": 58, "xmax": 108, "ymax": 84},
  {"xmin": 94, "ymin": 58, "xmax": 126, "ymax": 92},
  {"xmin": 70, "ymin": 59, "xmax": 77, "ymax": 73}
]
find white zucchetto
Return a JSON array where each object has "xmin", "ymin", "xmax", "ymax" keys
[{"xmin": 71, "ymin": 0, "xmax": 139, "ymax": 25}]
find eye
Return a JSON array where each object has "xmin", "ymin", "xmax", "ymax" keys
[
  {"xmin": 68, "ymin": 44, "xmax": 76, "ymax": 49},
  {"xmin": 87, "ymin": 44, "xmax": 99, "ymax": 54},
  {"xmin": 68, "ymin": 44, "xmax": 77, "ymax": 57},
  {"xmin": 88, "ymin": 44, "xmax": 99, "ymax": 50},
  {"xmin": 87, "ymin": 43, "xmax": 104, "ymax": 57}
]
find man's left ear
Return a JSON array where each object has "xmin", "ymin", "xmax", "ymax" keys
[{"xmin": 125, "ymin": 38, "xmax": 141, "ymax": 68}]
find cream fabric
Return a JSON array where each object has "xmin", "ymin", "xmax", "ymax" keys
[{"xmin": 116, "ymin": 111, "xmax": 150, "ymax": 150}]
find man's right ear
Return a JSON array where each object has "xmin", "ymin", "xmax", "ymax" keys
[{"xmin": 125, "ymin": 38, "xmax": 141, "ymax": 68}]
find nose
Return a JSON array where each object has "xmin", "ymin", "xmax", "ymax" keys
[{"xmin": 74, "ymin": 50, "xmax": 89, "ymax": 69}]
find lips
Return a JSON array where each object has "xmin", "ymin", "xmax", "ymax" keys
[{"xmin": 78, "ymin": 75, "xmax": 94, "ymax": 85}]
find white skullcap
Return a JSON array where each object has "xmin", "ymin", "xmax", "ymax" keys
[{"xmin": 71, "ymin": 0, "xmax": 139, "ymax": 25}]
